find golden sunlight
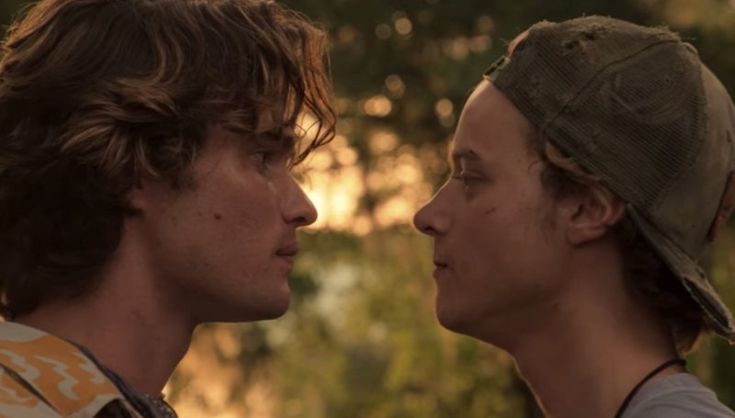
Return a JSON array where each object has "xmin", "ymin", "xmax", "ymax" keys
[
  {"xmin": 363, "ymin": 95, "xmax": 393, "ymax": 117},
  {"xmin": 298, "ymin": 130, "xmax": 433, "ymax": 233}
]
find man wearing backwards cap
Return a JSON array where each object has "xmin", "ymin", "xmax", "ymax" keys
[{"xmin": 414, "ymin": 16, "xmax": 735, "ymax": 418}]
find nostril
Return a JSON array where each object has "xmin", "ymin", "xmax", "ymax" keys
[
  {"xmin": 413, "ymin": 195, "xmax": 448, "ymax": 236},
  {"xmin": 413, "ymin": 212, "xmax": 428, "ymax": 233},
  {"xmin": 413, "ymin": 211, "xmax": 440, "ymax": 236},
  {"xmin": 285, "ymin": 199, "xmax": 318, "ymax": 228}
]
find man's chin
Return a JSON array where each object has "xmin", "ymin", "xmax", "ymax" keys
[
  {"xmin": 258, "ymin": 298, "xmax": 291, "ymax": 321},
  {"xmin": 435, "ymin": 297, "xmax": 494, "ymax": 339},
  {"xmin": 241, "ymin": 296, "xmax": 291, "ymax": 322},
  {"xmin": 435, "ymin": 301, "xmax": 470, "ymax": 334},
  {"xmin": 239, "ymin": 280, "xmax": 293, "ymax": 321},
  {"xmin": 201, "ymin": 292, "xmax": 292, "ymax": 323}
]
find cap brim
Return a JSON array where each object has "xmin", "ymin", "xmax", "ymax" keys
[{"xmin": 627, "ymin": 205, "xmax": 735, "ymax": 342}]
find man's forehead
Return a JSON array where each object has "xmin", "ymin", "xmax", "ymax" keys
[
  {"xmin": 450, "ymin": 83, "xmax": 497, "ymax": 163},
  {"xmin": 208, "ymin": 122, "xmax": 296, "ymax": 153},
  {"xmin": 466, "ymin": 79, "xmax": 492, "ymax": 104}
]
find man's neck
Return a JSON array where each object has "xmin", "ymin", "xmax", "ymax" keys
[
  {"xmin": 14, "ymin": 240, "xmax": 195, "ymax": 395},
  {"xmin": 16, "ymin": 290, "xmax": 193, "ymax": 395},
  {"xmin": 504, "ymin": 291, "xmax": 681, "ymax": 418},
  {"xmin": 467, "ymin": 248, "xmax": 683, "ymax": 418}
]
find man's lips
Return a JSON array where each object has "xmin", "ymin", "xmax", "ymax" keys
[
  {"xmin": 433, "ymin": 258, "xmax": 448, "ymax": 269},
  {"xmin": 276, "ymin": 242, "xmax": 298, "ymax": 271},
  {"xmin": 276, "ymin": 242, "xmax": 299, "ymax": 257},
  {"xmin": 432, "ymin": 257, "xmax": 450, "ymax": 280}
]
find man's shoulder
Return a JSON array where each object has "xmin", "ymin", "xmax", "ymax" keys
[
  {"xmin": 625, "ymin": 373, "xmax": 735, "ymax": 418},
  {"xmin": 0, "ymin": 321, "xmax": 140, "ymax": 418},
  {"xmin": 0, "ymin": 367, "xmax": 61, "ymax": 418}
]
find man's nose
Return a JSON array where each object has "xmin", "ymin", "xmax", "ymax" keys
[
  {"xmin": 413, "ymin": 195, "xmax": 448, "ymax": 236},
  {"xmin": 282, "ymin": 177, "xmax": 318, "ymax": 227}
]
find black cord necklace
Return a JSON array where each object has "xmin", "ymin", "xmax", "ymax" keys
[{"xmin": 614, "ymin": 358, "xmax": 686, "ymax": 418}]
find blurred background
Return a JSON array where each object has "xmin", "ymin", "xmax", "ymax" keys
[{"xmin": 3, "ymin": 0, "xmax": 735, "ymax": 417}]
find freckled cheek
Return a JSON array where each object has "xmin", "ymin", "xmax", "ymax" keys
[
  {"xmin": 212, "ymin": 203, "xmax": 278, "ymax": 250},
  {"xmin": 205, "ymin": 182, "xmax": 282, "ymax": 229}
]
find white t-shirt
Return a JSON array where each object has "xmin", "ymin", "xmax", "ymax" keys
[{"xmin": 623, "ymin": 373, "xmax": 735, "ymax": 418}]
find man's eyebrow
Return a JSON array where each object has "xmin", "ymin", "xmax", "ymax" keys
[
  {"xmin": 448, "ymin": 147, "xmax": 481, "ymax": 172},
  {"xmin": 450, "ymin": 148, "xmax": 481, "ymax": 161}
]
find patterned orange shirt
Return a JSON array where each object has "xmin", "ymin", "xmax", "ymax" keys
[{"xmin": 0, "ymin": 322, "xmax": 144, "ymax": 418}]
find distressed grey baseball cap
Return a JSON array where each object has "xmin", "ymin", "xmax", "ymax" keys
[{"xmin": 485, "ymin": 16, "xmax": 735, "ymax": 341}]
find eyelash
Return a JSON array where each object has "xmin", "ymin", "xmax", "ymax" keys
[{"xmin": 451, "ymin": 171, "xmax": 482, "ymax": 189}]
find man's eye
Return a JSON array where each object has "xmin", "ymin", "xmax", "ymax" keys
[
  {"xmin": 252, "ymin": 149, "xmax": 290, "ymax": 172},
  {"xmin": 451, "ymin": 172, "xmax": 483, "ymax": 191}
]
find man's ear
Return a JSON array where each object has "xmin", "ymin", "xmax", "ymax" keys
[
  {"xmin": 562, "ymin": 185, "xmax": 625, "ymax": 245},
  {"xmin": 126, "ymin": 181, "xmax": 148, "ymax": 213},
  {"xmin": 127, "ymin": 179, "xmax": 168, "ymax": 214}
]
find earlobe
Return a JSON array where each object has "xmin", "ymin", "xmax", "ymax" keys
[
  {"xmin": 127, "ymin": 179, "xmax": 159, "ymax": 213},
  {"xmin": 565, "ymin": 186, "xmax": 625, "ymax": 245},
  {"xmin": 126, "ymin": 182, "xmax": 146, "ymax": 213}
]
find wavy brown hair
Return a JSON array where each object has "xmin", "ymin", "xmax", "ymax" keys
[{"xmin": 0, "ymin": 0, "xmax": 335, "ymax": 318}]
